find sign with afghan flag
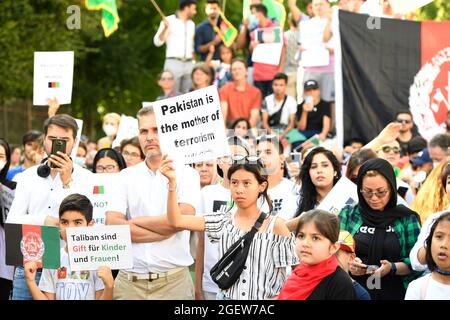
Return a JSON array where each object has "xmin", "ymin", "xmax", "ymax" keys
[
  {"xmin": 214, "ymin": 12, "xmax": 238, "ymax": 48},
  {"xmin": 254, "ymin": 26, "xmax": 282, "ymax": 44},
  {"xmin": 5, "ymin": 223, "xmax": 60, "ymax": 269},
  {"xmin": 334, "ymin": 11, "xmax": 450, "ymax": 146},
  {"xmin": 85, "ymin": 0, "xmax": 120, "ymax": 37}
]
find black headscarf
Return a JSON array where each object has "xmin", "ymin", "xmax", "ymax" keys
[{"xmin": 356, "ymin": 158, "xmax": 418, "ymax": 264}]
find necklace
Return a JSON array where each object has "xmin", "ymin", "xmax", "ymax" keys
[{"xmin": 435, "ymin": 268, "xmax": 450, "ymax": 276}]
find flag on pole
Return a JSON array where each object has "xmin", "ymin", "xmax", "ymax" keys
[
  {"xmin": 243, "ymin": 0, "xmax": 286, "ymax": 28},
  {"xmin": 5, "ymin": 223, "xmax": 60, "ymax": 269},
  {"xmin": 85, "ymin": 0, "xmax": 120, "ymax": 37},
  {"xmin": 213, "ymin": 12, "xmax": 238, "ymax": 48},
  {"xmin": 334, "ymin": 10, "xmax": 450, "ymax": 146}
]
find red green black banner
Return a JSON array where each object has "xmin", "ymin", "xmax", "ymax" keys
[
  {"xmin": 5, "ymin": 223, "xmax": 60, "ymax": 269},
  {"xmin": 336, "ymin": 11, "xmax": 450, "ymax": 143}
]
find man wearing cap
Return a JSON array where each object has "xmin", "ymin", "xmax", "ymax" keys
[
  {"xmin": 337, "ymin": 230, "xmax": 371, "ymax": 300},
  {"xmin": 296, "ymin": 79, "xmax": 332, "ymax": 142},
  {"xmin": 153, "ymin": 0, "xmax": 197, "ymax": 93}
]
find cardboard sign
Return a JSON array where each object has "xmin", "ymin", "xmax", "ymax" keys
[
  {"xmin": 317, "ymin": 176, "xmax": 358, "ymax": 215},
  {"xmin": 66, "ymin": 225, "xmax": 132, "ymax": 271},
  {"xmin": 33, "ymin": 51, "xmax": 74, "ymax": 106},
  {"xmin": 152, "ymin": 86, "xmax": 230, "ymax": 164},
  {"xmin": 1, "ymin": 183, "xmax": 15, "ymax": 224},
  {"xmin": 111, "ymin": 115, "xmax": 139, "ymax": 148},
  {"xmin": 5, "ymin": 223, "xmax": 60, "ymax": 269}
]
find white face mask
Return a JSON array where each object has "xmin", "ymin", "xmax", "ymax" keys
[
  {"xmin": 74, "ymin": 157, "xmax": 86, "ymax": 167},
  {"xmin": 0, "ymin": 160, "xmax": 6, "ymax": 171},
  {"xmin": 103, "ymin": 124, "xmax": 117, "ymax": 137}
]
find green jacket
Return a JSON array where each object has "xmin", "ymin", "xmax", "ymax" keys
[{"xmin": 339, "ymin": 205, "xmax": 422, "ymax": 288}]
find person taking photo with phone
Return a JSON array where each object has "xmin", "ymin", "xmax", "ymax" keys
[
  {"xmin": 6, "ymin": 114, "xmax": 93, "ymax": 300},
  {"xmin": 295, "ymin": 80, "xmax": 332, "ymax": 149},
  {"xmin": 338, "ymin": 158, "xmax": 422, "ymax": 300}
]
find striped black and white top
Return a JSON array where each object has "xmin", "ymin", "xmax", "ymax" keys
[{"xmin": 204, "ymin": 212, "xmax": 299, "ymax": 300}]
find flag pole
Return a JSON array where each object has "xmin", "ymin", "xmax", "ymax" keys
[
  {"xmin": 150, "ymin": 0, "xmax": 166, "ymax": 19},
  {"xmin": 222, "ymin": 0, "xmax": 227, "ymax": 15}
]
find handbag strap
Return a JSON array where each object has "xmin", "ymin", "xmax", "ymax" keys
[
  {"xmin": 270, "ymin": 95, "xmax": 288, "ymax": 118},
  {"xmin": 247, "ymin": 212, "xmax": 270, "ymax": 238}
]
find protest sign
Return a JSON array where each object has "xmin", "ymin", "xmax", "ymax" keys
[
  {"xmin": 389, "ymin": 0, "xmax": 433, "ymax": 14},
  {"xmin": 66, "ymin": 225, "xmax": 132, "ymax": 271},
  {"xmin": 70, "ymin": 119, "xmax": 83, "ymax": 160},
  {"xmin": 112, "ymin": 115, "xmax": 139, "ymax": 148},
  {"xmin": 78, "ymin": 173, "xmax": 119, "ymax": 226},
  {"xmin": 252, "ymin": 43, "xmax": 283, "ymax": 66},
  {"xmin": 33, "ymin": 51, "xmax": 74, "ymax": 106},
  {"xmin": 1, "ymin": 183, "xmax": 15, "ymax": 224},
  {"xmin": 152, "ymin": 86, "xmax": 230, "ymax": 164},
  {"xmin": 5, "ymin": 223, "xmax": 60, "ymax": 269},
  {"xmin": 317, "ymin": 176, "xmax": 358, "ymax": 215}
]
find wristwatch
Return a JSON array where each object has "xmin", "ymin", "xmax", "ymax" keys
[
  {"xmin": 62, "ymin": 179, "xmax": 73, "ymax": 189},
  {"xmin": 390, "ymin": 262, "xmax": 397, "ymax": 276}
]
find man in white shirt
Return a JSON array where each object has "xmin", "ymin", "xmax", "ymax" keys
[
  {"xmin": 106, "ymin": 106, "xmax": 200, "ymax": 300},
  {"xmin": 153, "ymin": 0, "xmax": 197, "ymax": 94},
  {"xmin": 7, "ymin": 114, "xmax": 93, "ymax": 300}
]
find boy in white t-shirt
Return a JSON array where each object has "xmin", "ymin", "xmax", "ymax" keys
[{"xmin": 24, "ymin": 194, "xmax": 114, "ymax": 300}]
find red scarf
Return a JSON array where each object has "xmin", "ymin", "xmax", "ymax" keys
[{"xmin": 278, "ymin": 255, "xmax": 338, "ymax": 300}]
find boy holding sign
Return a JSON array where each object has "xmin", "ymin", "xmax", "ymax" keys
[{"xmin": 24, "ymin": 194, "xmax": 114, "ymax": 300}]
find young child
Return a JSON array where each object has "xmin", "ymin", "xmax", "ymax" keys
[
  {"xmin": 278, "ymin": 209, "xmax": 356, "ymax": 300},
  {"xmin": 206, "ymin": 45, "xmax": 234, "ymax": 89},
  {"xmin": 336, "ymin": 230, "xmax": 371, "ymax": 300},
  {"xmin": 24, "ymin": 193, "xmax": 114, "ymax": 300},
  {"xmin": 405, "ymin": 212, "xmax": 450, "ymax": 300}
]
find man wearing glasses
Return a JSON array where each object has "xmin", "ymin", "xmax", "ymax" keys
[{"xmin": 395, "ymin": 111, "xmax": 421, "ymax": 157}]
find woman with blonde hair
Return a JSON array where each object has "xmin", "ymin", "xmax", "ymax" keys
[
  {"xmin": 97, "ymin": 112, "xmax": 121, "ymax": 149},
  {"xmin": 411, "ymin": 161, "xmax": 450, "ymax": 224}
]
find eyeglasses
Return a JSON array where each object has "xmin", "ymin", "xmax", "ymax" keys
[
  {"xmin": 96, "ymin": 165, "xmax": 117, "ymax": 173},
  {"xmin": 159, "ymin": 77, "xmax": 174, "ymax": 81},
  {"xmin": 122, "ymin": 151, "xmax": 141, "ymax": 159},
  {"xmin": 381, "ymin": 146, "xmax": 400, "ymax": 154},
  {"xmin": 360, "ymin": 189, "xmax": 389, "ymax": 198},
  {"xmin": 219, "ymin": 154, "xmax": 262, "ymax": 165},
  {"xmin": 396, "ymin": 119, "xmax": 412, "ymax": 124}
]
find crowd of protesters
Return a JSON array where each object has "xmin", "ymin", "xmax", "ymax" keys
[{"xmin": 1, "ymin": 0, "xmax": 449, "ymax": 301}]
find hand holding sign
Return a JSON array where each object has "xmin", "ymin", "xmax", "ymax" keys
[{"xmin": 97, "ymin": 266, "xmax": 114, "ymax": 289}]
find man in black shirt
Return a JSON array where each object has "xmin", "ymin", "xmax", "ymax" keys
[
  {"xmin": 395, "ymin": 111, "xmax": 420, "ymax": 157},
  {"xmin": 296, "ymin": 79, "xmax": 332, "ymax": 143},
  {"xmin": 194, "ymin": 0, "xmax": 222, "ymax": 61}
]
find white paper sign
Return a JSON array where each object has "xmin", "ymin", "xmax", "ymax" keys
[
  {"xmin": 301, "ymin": 48, "xmax": 330, "ymax": 67},
  {"xmin": 152, "ymin": 86, "xmax": 230, "ymax": 164},
  {"xmin": 317, "ymin": 176, "xmax": 358, "ymax": 215},
  {"xmin": 67, "ymin": 225, "xmax": 132, "ymax": 271},
  {"xmin": 70, "ymin": 119, "xmax": 83, "ymax": 160},
  {"xmin": 389, "ymin": 0, "xmax": 433, "ymax": 14},
  {"xmin": 112, "ymin": 115, "xmax": 139, "ymax": 148},
  {"xmin": 33, "ymin": 51, "xmax": 74, "ymax": 106},
  {"xmin": 78, "ymin": 173, "xmax": 119, "ymax": 226},
  {"xmin": 252, "ymin": 43, "xmax": 283, "ymax": 66},
  {"xmin": 0, "ymin": 184, "xmax": 15, "ymax": 223}
]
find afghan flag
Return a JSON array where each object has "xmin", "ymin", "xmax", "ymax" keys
[
  {"xmin": 5, "ymin": 223, "xmax": 60, "ymax": 269},
  {"xmin": 334, "ymin": 10, "xmax": 450, "ymax": 146},
  {"xmin": 243, "ymin": 0, "xmax": 286, "ymax": 28},
  {"xmin": 254, "ymin": 26, "xmax": 282, "ymax": 44},
  {"xmin": 93, "ymin": 185, "xmax": 105, "ymax": 194},
  {"xmin": 48, "ymin": 82, "xmax": 60, "ymax": 88},
  {"xmin": 214, "ymin": 12, "xmax": 238, "ymax": 48},
  {"xmin": 85, "ymin": 0, "xmax": 120, "ymax": 37}
]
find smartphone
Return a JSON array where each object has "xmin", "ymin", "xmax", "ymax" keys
[
  {"xmin": 305, "ymin": 95, "xmax": 313, "ymax": 104},
  {"xmin": 50, "ymin": 138, "xmax": 67, "ymax": 168},
  {"xmin": 365, "ymin": 265, "xmax": 379, "ymax": 274},
  {"xmin": 290, "ymin": 152, "xmax": 301, "ymax": 163}
]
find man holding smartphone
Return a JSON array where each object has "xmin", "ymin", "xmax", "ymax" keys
[
  {"xmin": 296, "ymin": 79, "xmax": 332, "ymax": 144},
  {"xmin": 7, "ymin": 114, "xmax": 93, "ymax": 300}
]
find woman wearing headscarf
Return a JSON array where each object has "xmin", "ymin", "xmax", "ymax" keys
[{"xmin": 339, "ymin": 158, "xmax": 421, "ymax": 300}]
